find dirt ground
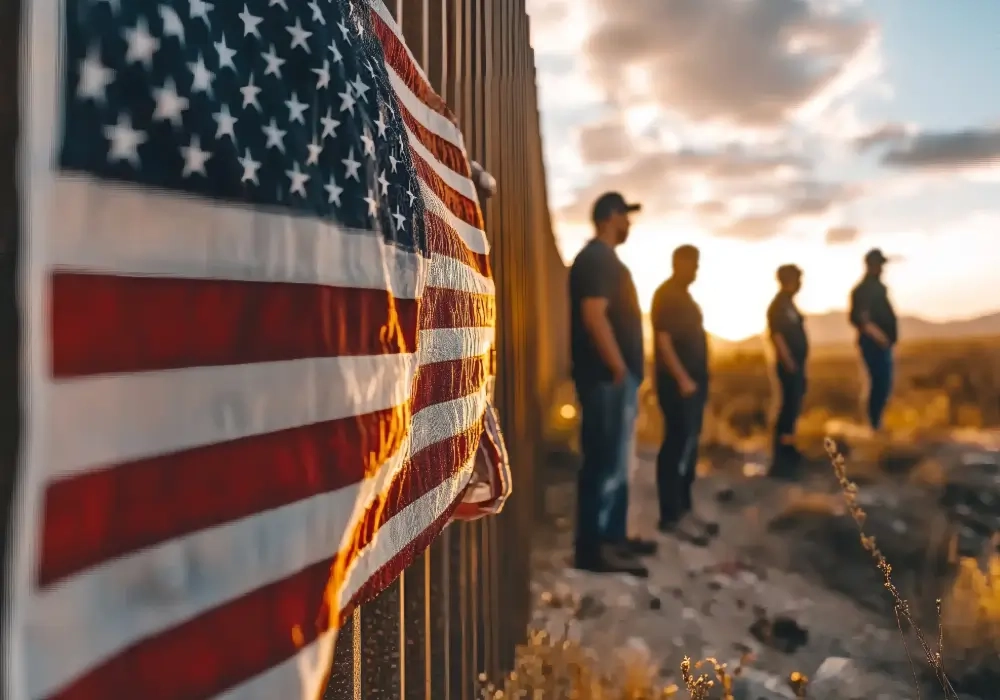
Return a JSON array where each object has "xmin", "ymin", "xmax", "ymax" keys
[{"xmin": 529, "ymin": 431, "xmax": 1000, "ymax": 699}]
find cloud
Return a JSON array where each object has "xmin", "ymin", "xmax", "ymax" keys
[
  {"xmin": 825, "ymin": 225, "xmax": 859, "ymax": 243},
  {"xmin": 582, "ymin": 0, "xmax": 877, "ymax": 128},
  {"xmin": 880, "ymin": 127, "xmax": 1000, "ymax": 171},
  {"xmin": 576, "ymin": 120, "xmax": 634, "ymax": 164},
  {"xmin": 556, "ymin": 142, "xmax": 810, "ymax": 224},
  {"xmin": 852, "ymin": 121, "xmax": 913, "ymax": 152},
  {"xmin": 711, "ymin": 180, "xmax": 863, "ymax": 239}
]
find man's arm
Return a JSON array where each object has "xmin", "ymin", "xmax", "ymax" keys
[
  {"xmin": 849, "ymin": 285, "xmax": 890, "ymax": 347},
  {"xmin": 772, "ymin": 333, "xmax": 798, "ymax": 372},
  {"xmin": 580, "ymin": 297, "xmax": 628, "ymax": 382},
  {"xmin": 655, "ymin": 331, "xmax": 696, "ymax": 394},
  {"xmin": 652, "ymin": 291, "xmax": 697, "ymax": 395},
  {"xmin": 768, "ymin": 303, "xmax": 798, "ymax": 372}
]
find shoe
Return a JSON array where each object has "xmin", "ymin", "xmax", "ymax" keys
[
  {"xmin": 620, "ymin": 536, "xmax": 658, "ymax": 557},
  {"xmin": 657, "ymin": 520, "xmax": 710, "ymax": 547},
  {"xmin": 687, "ymin": 512, "xmax": 720, "ymax": 537},
  {"xmin": 574, "ymin": 544, "xmax": 649, "ymax": 577}
]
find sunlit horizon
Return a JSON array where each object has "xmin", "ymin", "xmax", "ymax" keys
[
  {"xmin": 555, "ymin": 220, "xmax": 1000, "ymax": 342},
  {"xmin": 528, "ymin": 0, "xmax": 1000, "ymax": 342}
]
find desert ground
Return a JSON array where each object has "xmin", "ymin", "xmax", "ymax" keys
[{"xmin": 527, "ymin": 336, "xmax": 1000, "ymax": 699}]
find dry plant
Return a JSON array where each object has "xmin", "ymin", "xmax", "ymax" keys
[
  {"xmin": 476, "ymin": 628, "xmax": 798, "ymax": 699},
  {"xmin": 824, "ymin": 437, "xmax": 962, "ymax": 699},
  {"xmin": 938, "ymin": 547, "xmax": 1000, "ymax": 684}
]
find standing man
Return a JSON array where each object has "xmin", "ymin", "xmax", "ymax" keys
[
  {"xmin": 849, "ymin": 248, "xmax": 898, "ymax": 431},
  {"xmin": 569, "ymin": 192, "xmax": 657, "ymax": 576},
  {"xmin": 650, "ymin": 245, "xmax": 715, "ymax": 543},
  {"xmin": 767, "ymin": 264, "xmax": 808, "ymax": 479}
]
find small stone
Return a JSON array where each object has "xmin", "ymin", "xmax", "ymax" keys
[
  {"xmin": 574, "ymin": 594, "xmax": 605, "ymax": 620},
  {"xmin": 891, "ymin": 519, "xmax": 907, "ymax": 534},
  {"xmin": 682, "ymin": 607, "xmax": 698, "ymax": 621},
  {"xmin": 649, "ymin": 596, "xmax": 662, "ymax": 610}
]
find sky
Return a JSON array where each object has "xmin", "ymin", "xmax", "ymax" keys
[{"xmin": 525, "ymin": 0, "xmax": 1000, "ymax": 341}]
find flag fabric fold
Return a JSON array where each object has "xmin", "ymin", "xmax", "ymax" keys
[{"xmin": 8, "ymin": 0, "xmax": 509, "ymax": 698}]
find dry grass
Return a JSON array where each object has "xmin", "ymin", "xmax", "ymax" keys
[
  {"xmin": 530, "ymin": 337, "xmax": 1000, "ymax": 698},
  {"xmin": 476, "ymin": 629, "xmax": 768, "ymax": 699},
  {"xmin": 824, "ymin": 438, "xmax": 962, "ymax": 699}
]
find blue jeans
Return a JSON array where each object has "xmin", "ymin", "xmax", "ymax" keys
[
  {"xmin": 574, "ymin": 374, "xmax": 639, "ymax": 563},
  {"xmin": 656, "ymin": 386, "xmax": 706, "ymax": 524},
  {"xmin": 774, "ymin": 365, "xmax": 806, "ymax": 442},
  {"xmin": 859, "ymin": 337, "xmax": 893, "ymax": 430}
]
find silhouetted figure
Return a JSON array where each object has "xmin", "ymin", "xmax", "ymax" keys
[
  {"xmin": 569, "ymin": 192, "xmax": 656, "ymax": 577},
  {"xmin": 767, "ymin": 264, "xmax": 808, "ymax": 479},
  {"xmin": 849, "ymin": 248, "xmax": 898, "ymax": 431},
  {"xmin": 650, "ymin": 245, "xmax": 716, "ymax": 544}
]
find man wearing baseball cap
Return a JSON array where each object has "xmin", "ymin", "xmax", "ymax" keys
[
  {"xmin": 767, "ymin": 264, "xmax": 808, "ymax": 479},
  {"xmin": 568, "ymin": 191, "xmax": 654, "ymax": 576},
  {"xmin": 849, "ymin": 248, "xmax": 898, "ymax": 431}
]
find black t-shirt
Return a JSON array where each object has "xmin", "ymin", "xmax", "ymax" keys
[
  {"xmin": 767, "ymin": 291, "xmax": 808, "ymax": 366},
  {"xmin": 650, "ymin": 277, "xmax": 708, "ymax": 386},
  {"xmin": 569, "ymin": 239, "xmax": 645, "ymax": 385},
  {"xmin": 849, "ymin": 275, "xmax": 898, "ymax": 344}
]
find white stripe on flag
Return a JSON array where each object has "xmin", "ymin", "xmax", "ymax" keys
[
  {"xmin": 47, "ymin": 353, "xmax": 415, "ymax": 480},
  {"xmin": 25, "ymin": 388, "xmax": 486, "ymax": 700},
  {"xmin": 50, "ymin": 176, "xmax": 427, "ymax": 298},
  {"xmin": 427, "ymin": 253, "xmax": 494, "ymax": 295},
  {"xmin": 406, "ymin": 126, "xmax": 479, "ymax": 201},
  {"xmin": 386, "ymin": 66, "xmax": 465, "ymax": 149},
  {"xmin": 416, "ymin": 326, "xmax": 494, "ymax": 365},
  {"xmin": 47, "ymin": 326, "xmax": 494, "ymax": 480},
  {"xmin": 420, "ymin": 181, "xmax": 490, "ymax": 255}
]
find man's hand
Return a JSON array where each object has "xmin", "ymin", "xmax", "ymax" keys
[
  {"xmin": 781, "ymin": 357, "xmax": 799, "ymax": 374},
  {"xmin": 679, "ymin": 375, "xmax": 698, "ymax": 397},
  {"xmin": 863, "ymin": 322, "xmax": 891, "ymax": 349},
  {"xmin": 611, "ymin": 363, "xmax": 629, "ymax": 385}
]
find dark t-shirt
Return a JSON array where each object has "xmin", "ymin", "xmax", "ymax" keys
[
  {"xmin": 849, "ymin": 275, "xmax": 898, "ymax": 345},
  {"xmin": 650, "ymin": 277, "xmax": 709, "ymax": 387},
  {"xmin": 767, "ymin": 291, "xmax": 808, "ymax": 366},
  {"xmin": 569, "ymin": 239, "xmax": 645, "ymax": 385}
]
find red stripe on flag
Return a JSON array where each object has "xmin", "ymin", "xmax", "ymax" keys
[
  {"xmin": 45, "ymin": 427, "xmax": 479, "ymax": 700},
  {"xmin": 426, "ymin": 211, "xmax": 492, "ymax": 278},
  {"xmin": 50, "ymin": 274, "xmax": 419, "ymax": 378},
  {"xmin": 421, "ymin": 286, "xmax": 495, "ymax": 329},
  {"xmin": 410, "ymin": 357, "xmax": 487, "ymax": 416},
  {"xmin": 412, "ymin": 152, "xmax": 483, "ymax": 229},
  {"xmin": 37, "ymin": 354, "xmax": 488, "ymax": 588},
  {"xmin": 369, "ymin": 8, "xmax": 457, "ymax": 125},
  {"xmin": 397, "ymin": 102, "xmax": 470, "ymax": 178}
]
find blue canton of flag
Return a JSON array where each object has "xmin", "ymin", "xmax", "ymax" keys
[{"xmin": 60, "ymin": 0, "xmax": 427, "ymax": 255}]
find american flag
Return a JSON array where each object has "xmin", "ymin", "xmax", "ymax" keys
[{"xmin": 9, "ymin": 0, "xmax": 507, "ymax": 698}]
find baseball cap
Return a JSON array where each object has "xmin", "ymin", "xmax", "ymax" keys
[
  {"xmin": 864, "ymin": 248, "xmax": 890, "ymax": 265},
  {"xmin": 591, "ymin": 192, "xmax": 641, "ymax": 223},
  {"xmin": 777, "ymin": 264, "xmax": 802, "ymax": 283}
]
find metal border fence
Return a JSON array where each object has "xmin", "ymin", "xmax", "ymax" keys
[
  {"xmin": 324, "ymin": 2, "xmax": 566, "ymax": 697},
  {"xmin": 0, "ymin": 0, "xmax": 568, "ymax": 698}
]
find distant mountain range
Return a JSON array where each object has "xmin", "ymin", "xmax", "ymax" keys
[{"xmin": 711, "ymin": 310, "xmax": 1000, "ymax": 352}]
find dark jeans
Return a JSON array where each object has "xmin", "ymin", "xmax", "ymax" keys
[
  {"xmin": 774, "ymin": 365, "xmax": 806, "ymax": 446},
  {"xmin": 859, "ymin": 337, "xmax": 893, "ymax": 430},
  {"xmin": 574, "ymin": 374, "xmax": 639, "ymax": 564},
  {"xmin": 656, "ymin": 385, "xmax": 706, "ymax": 525}
]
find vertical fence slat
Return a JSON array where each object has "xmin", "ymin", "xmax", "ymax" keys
[
  {"xmin": 326, "ymin": 609, "xmax": 362, "ymax": 699},
  {"xmin": 359, "ymin": 579, "xmax": 403, "ymax": 698}
]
